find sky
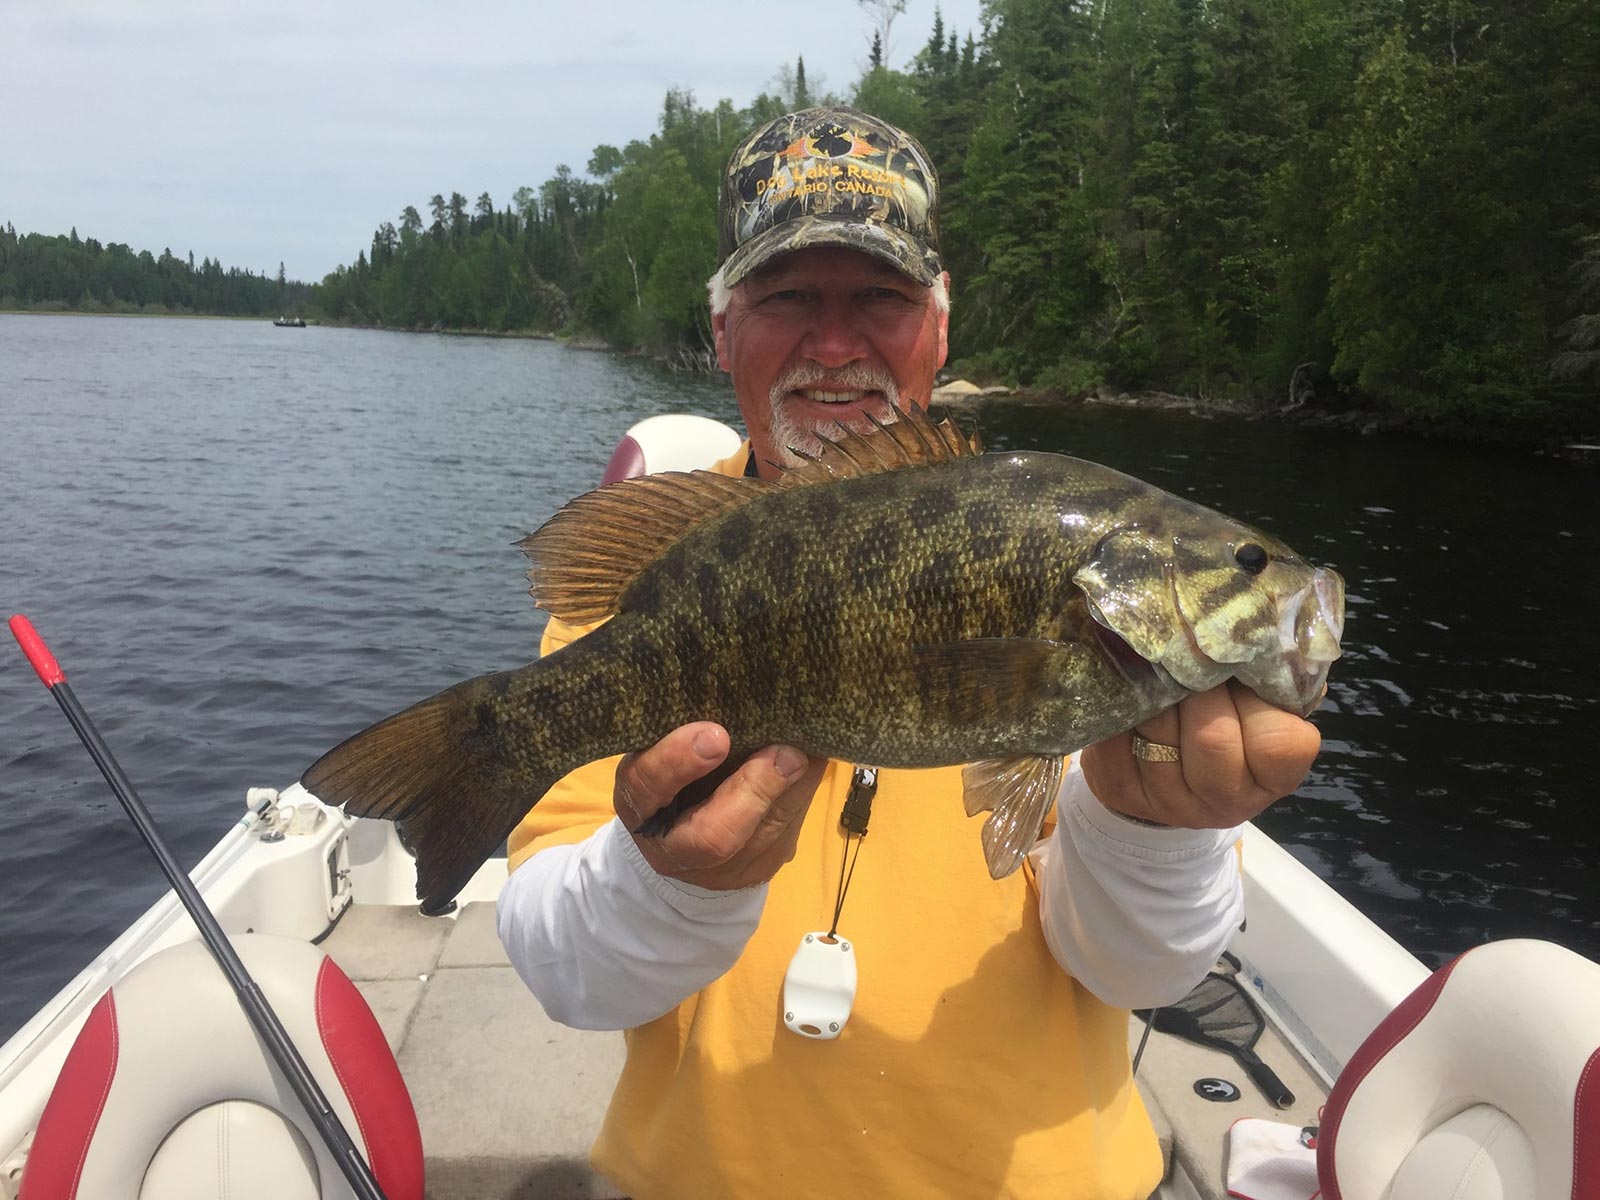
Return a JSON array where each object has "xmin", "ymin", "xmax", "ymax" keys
[{"xmin": 3, "ymin": 0, "xmax": 987, "ymax": 283}]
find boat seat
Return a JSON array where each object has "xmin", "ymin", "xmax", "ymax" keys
[
  {"xmin": 600, "ymin": 412, "xmax": 743, "ymax": 483},
  {"xmin": 20, "ymin": 934, "xmax": 423, "ymax": 1200},
  {"xmin": 1317, "ymin": 938, "xmax": 1600, "ymax": 1200}
]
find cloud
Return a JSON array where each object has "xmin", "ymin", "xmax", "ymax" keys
[{"xmin": 1, "ymin": 0, "xmax": 983, "ymax": 280}]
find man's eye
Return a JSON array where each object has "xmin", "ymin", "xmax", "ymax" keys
[
  {"xmin": 766, "ymin": 289, "xmax": 806, "ymax": 303},
  {"xmin": 868, "ymin": 286, "xmax": 909, "ymax": 301}
]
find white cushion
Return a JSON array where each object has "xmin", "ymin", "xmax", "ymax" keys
[
  {"xmin": 1320, "ymin": 939, "xmax": 1600, "ymax": 1200},
  {"xmin": 142, "ymin": 1101, "xmax": 319, "ymax": 1200},
  {"xmin": 1388, "ymin": 1104, "xmax": 1536, "ymax": 1200}
]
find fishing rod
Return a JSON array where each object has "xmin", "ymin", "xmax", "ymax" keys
[{"xmin": 8, "ymin": 614, "xmax": 388, "ymax": 1200}]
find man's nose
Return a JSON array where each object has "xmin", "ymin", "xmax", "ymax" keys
[{"xmin": 800, "ymin": 298, "xmax": 868, "ymax": 367}]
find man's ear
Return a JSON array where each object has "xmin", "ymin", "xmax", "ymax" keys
[{"xmin": 712, "ymin": 309, "xmax": 731, "ymax": 372}]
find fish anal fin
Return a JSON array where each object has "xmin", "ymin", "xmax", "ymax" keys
[
  {"xmin": 519, "ymin": 471, "xmax": 773, "ymax": 623},
  {"xmin": 964, "ymin": 755, "xmax": 1064, "ymax": 878},
  {"xmin": 778, "ymin": 403, "xmax": 982, "ymax": 489}
]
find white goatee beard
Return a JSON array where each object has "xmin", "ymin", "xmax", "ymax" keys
[{"xmin": 765, "ymin": 363, "xmax": 902, "ymax": 467}]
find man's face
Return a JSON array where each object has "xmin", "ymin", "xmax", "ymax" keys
[{"xmin": 712, "ymin": 246, "xmax": 950, "ymax": 479}]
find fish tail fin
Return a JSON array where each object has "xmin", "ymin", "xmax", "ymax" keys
[{"xmin": 301, "ymin": 671, "xmax": 563, "ymax": 914}]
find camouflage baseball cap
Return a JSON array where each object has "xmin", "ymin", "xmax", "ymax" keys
[{"xmin": 717, "ymin": 105, "xmax": 942, "ymax": 288}]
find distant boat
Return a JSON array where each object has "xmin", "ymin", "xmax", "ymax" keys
[{"xmin": 272, "ymin": 316, "xmax": 306, "ymax": 328}]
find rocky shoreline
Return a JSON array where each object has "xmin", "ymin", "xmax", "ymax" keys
[{"xmin": 930, "ymin": 376, "xmax": 1598, "ymax": 462}]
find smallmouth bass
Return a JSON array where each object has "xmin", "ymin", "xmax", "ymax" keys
[{"xmin": 302, "ymin": 407, "xmax": 1344, "ymax": 911}]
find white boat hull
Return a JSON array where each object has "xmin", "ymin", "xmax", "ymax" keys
[{"xmin": 0, "ymin": 784, "xmax": 1421, "ymax": 1198}]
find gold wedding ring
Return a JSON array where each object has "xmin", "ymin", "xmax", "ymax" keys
[{"xmin": 1131, "ymin": 733, "xmax": 1181, "ymax": 763}]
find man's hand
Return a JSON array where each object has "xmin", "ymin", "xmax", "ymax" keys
[
  {"xmin": 613, "ymin": 722, "xmax": 826, "ymax": 891},
  {"xmin": 1080, "ymin": 681, "xmax": 1322, "ymax": 829}
]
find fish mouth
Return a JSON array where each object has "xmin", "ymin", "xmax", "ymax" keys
[
  {"xmin": 1276, "ymin": 570, "xmax": 1346, "ymax": 654},
  {"xmin": 1242, "ymin": 567, "xmax": 1345, "ymax": 715},
  {"xmin": 1085, "ymin": 565, "xmax": 1345, "ymax": 716}
]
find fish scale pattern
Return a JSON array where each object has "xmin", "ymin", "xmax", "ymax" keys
[{"xmin": 306, "ymin": 414, "xmax": 1341, "ymax": 908}]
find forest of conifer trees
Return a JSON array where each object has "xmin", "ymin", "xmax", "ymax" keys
[
  {"xmin": 8, "ymin": 0, "xmax": 1597, "ymax": 438},
  {"xmin": 314, "ymin": 0, "xmax": 1600, "ymax": 436},
  {"xmin": 0, "ymin": 223, "xmax": 314, "ymax": 318}
]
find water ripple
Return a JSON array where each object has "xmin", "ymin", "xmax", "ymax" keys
[{"xmin": 3, "ymin": 314, "xmax": 1598, "ymax": 1033}]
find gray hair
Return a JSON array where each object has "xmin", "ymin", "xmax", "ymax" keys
[{"xmin": 706, "ymin": 263, "xmax": 949, "ymax": 318}]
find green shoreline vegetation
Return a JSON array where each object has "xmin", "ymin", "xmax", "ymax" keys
[
  {"xmin": 0, "ymin": 306, "xmax": 276, "ymax": 322},
  {"xmin": 0, "ymin": 229, "xmax": 314, "ymax": 320},
  {"xmin": 6, "ymin": 1, "xmax": 1597, "ymax": 444}
]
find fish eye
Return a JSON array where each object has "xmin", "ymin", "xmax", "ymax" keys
[{"xmin": 1234, "ymin": 543, "xmax": 1269, "ymax": 575}]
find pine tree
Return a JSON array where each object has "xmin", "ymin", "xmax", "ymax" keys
[
  {"xmin": 1321, "ymin": 1, "xmax": 1596, "ymax": 425},
  {"xmin": 954, "ymin": 0, "xmax": 1102, "ymax": 385},
  {"xmin": 858, "ymin": 0, "xmax": 907, "ymax": 67}
]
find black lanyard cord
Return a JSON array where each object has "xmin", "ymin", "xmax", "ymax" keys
[
  {"xmin": 827, "ymin": 766, "xmax": 878, "ymax": 940},
  {"xmin": 828, "ymin": 833, "xmax": 864, "ymax": 939}
]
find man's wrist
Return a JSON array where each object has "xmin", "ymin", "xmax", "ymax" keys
[{"xmin": 612, "ymin": 819, "xmax": 768, "ymax": 914}]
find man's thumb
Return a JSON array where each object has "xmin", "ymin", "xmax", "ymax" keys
[{"xmin": 615, "ymin": 723, "xmax": 730, "ymax": 830}]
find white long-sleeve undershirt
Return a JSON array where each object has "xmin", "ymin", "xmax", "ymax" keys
[
  {"xmin": 1031, "ymin": 760, "xmax": 1244, "ymax": 1008},
  {"xmin": 497, "ymin": 758, "xmax": 1242, "ymax": 1030}
]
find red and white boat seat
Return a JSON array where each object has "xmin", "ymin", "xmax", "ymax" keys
[
  {"xmin": 20, "ymin": 934, "xmax": 423, "ymax": 1200},
  {"xmin": 1317, "ymin": 938, "xmax": 1600, "ymax": 1199},
  {"xmin": 600, "ymin": 413, "xmax": 743, "ymax": 484}
]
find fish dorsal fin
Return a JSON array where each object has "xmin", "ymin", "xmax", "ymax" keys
[
  {"xmin": 519, "ymin": 470, "xmax": 774, "ymax": 623},
  {"xmin": 777, "ymin": 404, "xmax": 982, "ymax": 489},
  {"xmin": 519, "ymin": 407, "xmax": 979, "ymax": 623}
]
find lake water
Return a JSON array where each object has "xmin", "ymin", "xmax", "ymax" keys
[{"xmin": 2, "ymin": 313, "xmax": 1596, "ymax": 1042}]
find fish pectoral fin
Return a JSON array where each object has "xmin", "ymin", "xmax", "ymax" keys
[
  {"xmin": 963, "ymin": 755, "xmax": 1064, "ymax": 878},
  {"xmin": 519, "ymin": 471, "xmax": 773, "ymax": 623},
  {"xmin": 907, "ymin": 637, "xmax": 1072, "ymax": 726}
]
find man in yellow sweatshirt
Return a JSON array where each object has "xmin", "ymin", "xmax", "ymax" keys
[{"xmin": 498, "ymin": 106, "xmax": 1323, "ymax": 1199}]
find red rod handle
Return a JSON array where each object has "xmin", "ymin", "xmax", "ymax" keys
[{"xmin": 8, "ymin": 614, "xmax": 67, "ymax": 687}]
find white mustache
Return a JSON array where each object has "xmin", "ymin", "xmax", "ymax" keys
[{"xmin": 769, "ymin": 362, "xmax": 900, "ymax": 406}]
